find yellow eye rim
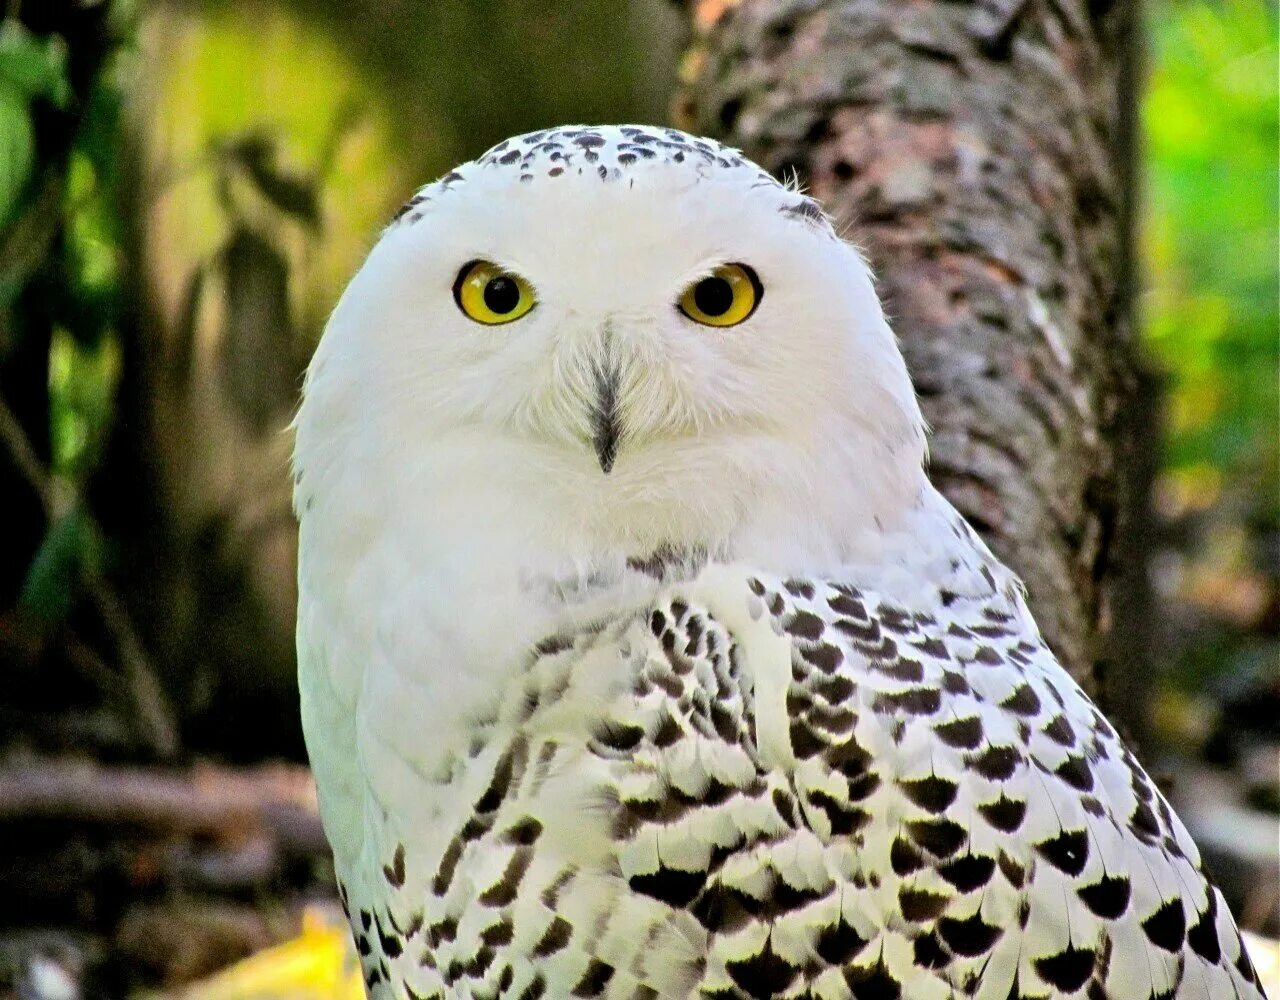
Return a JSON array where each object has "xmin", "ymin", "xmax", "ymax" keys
[
  {"xmin": 678, "ymin": 263, "xmax": 762, "ymax": 328},
  {"xmin": 454, "ymin": 260, "xmax": 536, "ymax": 325}
]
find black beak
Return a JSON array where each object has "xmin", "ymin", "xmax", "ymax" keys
[{"xmin": 591, "ymin": 359, "xmax": 621, "ymax": 475}]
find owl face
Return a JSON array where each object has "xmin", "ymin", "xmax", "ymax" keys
[{"xmin": 300, "ymin": 126, "xmax": 925, "ymax": 556}]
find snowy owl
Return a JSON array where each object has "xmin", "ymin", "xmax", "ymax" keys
[{"xmin": 292, "ymin": 125, "xmax": 1265, "ymax": 1000}]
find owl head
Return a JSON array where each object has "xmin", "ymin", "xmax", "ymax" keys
[{"xmin": 295, "ymin": 126, "xmax": 927, "ymax": 565}]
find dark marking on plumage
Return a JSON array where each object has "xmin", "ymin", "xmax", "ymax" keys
[
  {"xmin": 941, "ymin": 670, "xmax": 971, "ymax": 695},
  {"xmin": 1129, "ymin": 798, "xmax": 1161, "ymax": 842},
  {"xmin": 772, "ymin": 787, "xmax": 799, "ymax": 827},
  {"xmin": 532, "ymin": 916, "xmax": 573, "ymax": 957},
  {"xmin": 873, "ymin": 687, "xmax": 942, "ymax": 716},
  {"xmin": 911, "ymin": 636, "xmax": 950, "ymax": 659},
  {"xmin": 938, "ymin": 912, "xmax": 1002, "ymax": 956},
  {"xmin": 629, "ymin": 867, "xmax": 707, "ymax": 907},
  {"xmin": 534, "ymin": 633, "xmax": 574, "ymax": 656},
  {"xmin": 1142, "ymin": 899, "xmax": 1187, "ymax": 952},
  {"xmin": 426, "ymin": 917, "xmax": 457, "ymax": 948},
  {"xmin": 374, "ymin": 913, "xmax": 402, "ymax": 958},
  {"xmin": 808, "ymin": 788, "xmax": 872, "ymax": 835},
  {"xmin": 479, "ymin": 846, "xmax": 533, "ymax": 906},
  {"xmin": 518, "ymin": 974, "xmax": 547, "ymax": 1000},
  {"xmin": 977, "ymin": 793, "xmax": 1029, "ymax": 829},
  {"xmin": 383, "ymin": 843, "xmax": 406, "ymax": 888},
  {"xmin": 971, "ymin": 645, "xmax": 1003, "ymax": 666},
  {"xmin": 899, "ymin": 886, "xmax": 951, "ymax": 921},
  {"xmin": 906, "ymin": 818, "xmax": 967, "ymax": 857},
  {"xmin": 843, "ymin": 959, "xmax": 902, "ymax": 999},
  {"xmin": 970, "ymin": 744, "xmax": 1022, "ymax": 781},
  {"xmin": 1034, "ymin": 946, "xmax": 1097, "ymax": 993},
  {"xmin": 784, "ymin": 610, "xmax": 824, "ymax": 640},
  {"xmin": 815, "ymin": 917, "xmax": 870, "ymax": 965},
  {"xmin": 914, "ymin": 931, "xmax": 949, "ymax": 970},
  {"xmin": 1078, "ymin": 874, "xmax": 1131, "ymax": 919},
  {"xmin": 692, "ymin": 883, "xmax": 757, "ymax": 935},
  {"xmin": 570, "ymin": 959, "xmax": 615, "ymax": 996},
  {"xmin": 938, "ymin": 853, "xmax": 997, "ymax": 893},
  {"xmin": 800, "ymin": 642, "xmax": 843, "ymax": 674},
  {"xmin": 1035, "ymin": 828, "xmax": 1089, "ymax": 875},
  {"xmin": 726, "ymin": 936, "xmax": 799, "ymax": 999},
  {"xmin": 1043, "ymin": 713, "xmax": 1077, "ymax": 746},
  {"xmin": 1055, "ymin": 754, "xmax": 1095, "ymax": 791},
  {"xmin": 891, "ymin": 837, "xmax": 927, "ymax": 876},
  {"xmin": 1000, "ymin": 683, "xmax": 1041, "ymax": 715},
  {"xmin": 899, "ymin": 774, "xmax": 960, "ymax": 813},
  {"xmin": 1187, "ymin": 895, "xmax": 1222, "ymax": 962},
  {"xmin": 998, "ymin": 850, "xmax": 1025, "ymax": 888},
  {"xmin": 935, "ymin": 715, "xmax": 984, "ymax": 749}
]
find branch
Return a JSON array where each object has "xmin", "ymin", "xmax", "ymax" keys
[
  {"xmin": 0, "ymin": 757, "xmax": 327, "ymax": 855},
  {"xmin": 0, "ymin": 392, "xmax": 180, "ymax": 759}
]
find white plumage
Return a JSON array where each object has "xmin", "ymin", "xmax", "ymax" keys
[{"xmin": 292, "ymin": 125, "xmax": 1265, "ymax": 999}]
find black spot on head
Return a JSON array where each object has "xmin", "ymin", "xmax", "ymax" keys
[{"xmin": 780, "ymin": 198, "xmax": 829, "ymax": 228}]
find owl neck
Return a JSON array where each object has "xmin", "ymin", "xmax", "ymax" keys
[{"xmin": 299, "ymin": 416, "xmax": 996, "ymax": 597}]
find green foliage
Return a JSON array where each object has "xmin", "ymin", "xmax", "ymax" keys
[
  {"xmin": 0, "ymin": 20, "xmax": 71, "ymax": 227},
  {"xmin": 19, "ymin": 505, "xmax": 103, "ymax": 626},
  {"xmin": 1144, "ymin": 0, "xmax": 1279, "ymax": 510}
]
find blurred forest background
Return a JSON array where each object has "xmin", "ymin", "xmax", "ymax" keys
[{"xmin": 0, "ymin": 0, "xmax": 1274, "ymax": 997}]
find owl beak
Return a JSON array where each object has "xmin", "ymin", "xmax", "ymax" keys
[{"xmin": 591, "ymin": 363, "xmax": 620, "ymax": 474}]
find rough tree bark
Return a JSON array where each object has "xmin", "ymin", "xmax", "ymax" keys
[{"xmin": 677, "ymin": 0, "xmax": 1147, "ymax": 699}]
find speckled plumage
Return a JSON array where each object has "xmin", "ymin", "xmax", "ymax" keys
[{"xmin": 293, "ymin": 126, "xmax": 1264, "ymax": 999}]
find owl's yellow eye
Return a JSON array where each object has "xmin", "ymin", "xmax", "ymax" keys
[
  {"xmin": 453, "ymin": 260, "xmax": 536, "ymax": 325},
  {"xmin": 678, "ymin": 263, "xmax": 761, "ymax": 327}
]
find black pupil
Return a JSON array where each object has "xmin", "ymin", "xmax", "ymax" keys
[
  {"xmin": 483, "ymin": 276, "xmax": 520, "ymax": 314},
  {"xmin": 693, "ymin": 276, "xmax": 734, "ymax": 317}
]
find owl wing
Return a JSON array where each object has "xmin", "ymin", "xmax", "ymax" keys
[
  {"xmin": 347, "ymin": 564, "xmax": 1266, "ymax": 1000},
  {"xmin": 587, "ymin": 565, "xmax": 1265, "ymax": 1000}
]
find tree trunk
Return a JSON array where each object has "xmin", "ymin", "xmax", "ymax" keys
[{"xmin": 677, "ymin": 0, "xmax": 1147, "ymax": 697}]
